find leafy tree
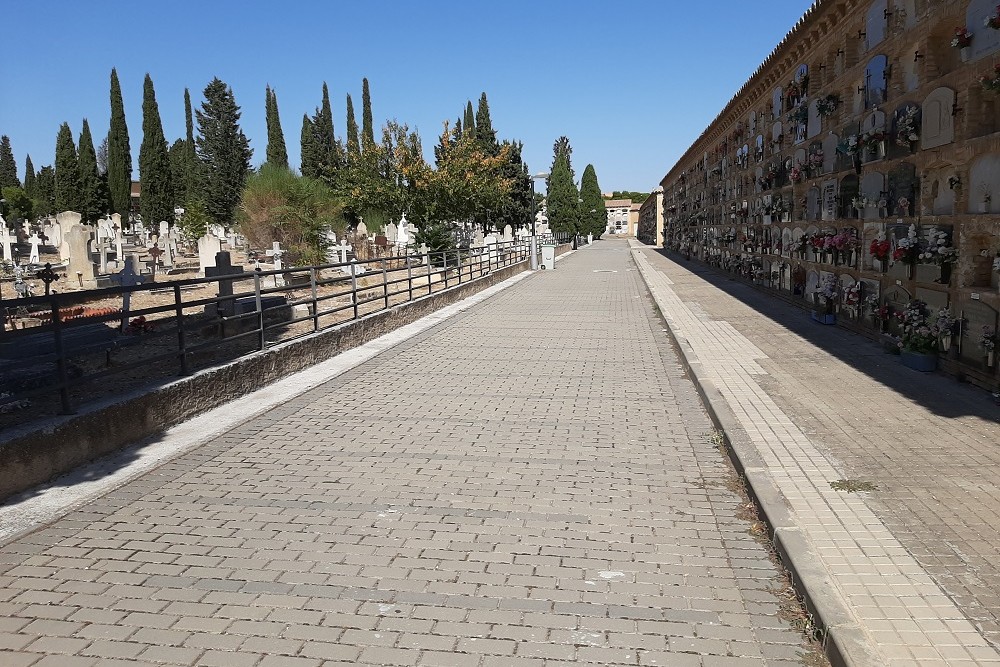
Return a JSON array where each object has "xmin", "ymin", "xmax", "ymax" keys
[
  {"xmin": 546, "ymin": 137, "xmax": 579, "ymax": 234},
  {"xmin": 475, "ymin": 92, "xmax": 497, "ymax": 154},
  {"xmin": 176, "ymin": 198, "xmax": 210, "ymax": 242},
  {"xmin": 238, "ymin": 164, "xmax": 344, "ymax": 265},
  {"xmin": 107, "ymin": 68, "xmax": 133, "ymax": 219},
  {"xmin": 607, "ymin": 190, "xmax": 649, "ymax": 202},
  {"xmin": 341, "ymin": 120, "xmax": 421, "ymax": 227},
  {"xmin": 361, "ymin": 78, "xmax": 375, "ymax": 151},
  {"xmin": 55, "ymin": 122, "xmax": 81, "ymax": 213},
  {"xmin": 345, "ymin": 93, "xmax": 360, "ymax": 159},
  {"xmin": 139, "ymin": 74, "xmax": 173, "ymax": 225},
  {"xmin": 23, "ymin": 155, "xmax": 35, "ymax": 201},
  {"xmin": 2, "ymin": 187, "xmax": 33, "ymax": 222},
  {"xmin": 0, "ymin": 136, "xmax": 18, "ymax": 189},
  {"xmin": 463, "ymin": 101, "xmax": 475, "ymax": 140},
  {"xmin": 196, "ymin": 77, "xmax": 252, "ymax": 228},
  {"xmin": 300, "ymin": 114, "xmax": 319, "ymax": 178},
  {"xmin": 78, "ymin": 118, "xmax": 104, "ymax": 222},
  {"xmin": 579, "ymin": 164, "xmax": 605, "ymax": 238},
  {"xmin": 35, "ymin": 166, "xmax": 56, "ymax": 216},
  {"xmin": 413, "ymin": 221, "xmax": 457, "ymax": 266},
  {"xmin": 265, "ymin": 85, "xmax": 289, "ymax": 169}
]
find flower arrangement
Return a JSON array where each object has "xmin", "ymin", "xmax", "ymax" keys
[
  {"xmin": 787, "ymin": 237, "xmax": 806, "ymax": 254},
  {"xmin": 897, "ymin": 197, "xmax": 911, "ymax": 216},
  {"xmin": 981, "ymin": 326, "xmax": 997, "ymax": 352},
  {"xmin": 869, "ymin": 233, "xmax": 891, "ymax": 261},
  {"xmin": 841, "ymin": 134, "xmax": 861, "ymax": 155},
  {"xmin": 861, "ymin": 130, "xmax": 887, "ymax": 153},
  {"xmin": 852, "ymin": 196, "xmax": 870, "ymax": 210},
  {"xmin": 986, "ymin": 5, "xmax": 1000, "ymax": 30},
  {"xmin": 893, "ymin": 224, "xmax": 920, "ymax": 263},
  {"xmin": 843, "ymin": 283, "xmax": 861, "ymax": 306},
  {"xmin": 808, "ymin": 150, "xmax": 824, "ymax": 172},
  {"xmin": 816, "ymin": 94, "xmax": 840, "ymax": 117},
  {"xmin": 896, "ymin": 300, "xmax": 941, "ymax": 354},
  {"xmin": 815, "ymin": 273, "xmax": 839, "ymax": 312},
  {"xmin": 952, "ymin": 27, "xmax": 973, "ymax": 48},
  {"xmin": 789, "ymin": 164, "xmax": 803, "ymax": 183},
  {"xmin": 980, "ymin": 64, "xmax": 1000, "ymax": 92},
  {"xmin": 788, "ymin": 105, "xmax": 809, "ymax": 125},
  {"xmin": 936, "ymin": 308, "xmax": 957, "ymax": 338},
  {"xmin": 895, "ymin": 107, "xmax": 920, "ymax": 147},
  {"xmin": 772, "ymin": 197, "xmax": 788, "ymax": 215},
  {"xmin": 918, "ymin": 227, "xmax": 958, "ymax": 264},
  {"xmin": 863, "ymin": 294, "xmax": 880, "ymax": 313}
]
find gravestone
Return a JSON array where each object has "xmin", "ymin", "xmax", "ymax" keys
[
  {"xmin": 66, "ymin": 224, "xmax": 97, "ymax": 288},
  {"xmin": 55, "ymin": 211, "xmax": 82, "ymax": 260},
  {"xmin": 205, "ymin": 251, "xmax": 245, "ymax": 317},
  {"xmin": 887, "ymin": 162, "xmax": 918, "ymax": 215},
  {"xmin": 0, "ymin": 225, "xmax": 15, "ymax": 262},
  {"xmin": 265, "ymin": 241, "xmax": 286, "ymax": 287},
  {"xmin": 883, "ymin": 285, "xmax": 912, "ymax": 336},
  {"xmin": 968, "ymin": 154, "xmax": 1000, "ymax": 214},
  {"xmin": 860, "ymin": 172, "xmax": 886, "ymax": 220},
  {"xmin": 198, "ymin": 233, "xmax": 223, "ymax": 274},
  {"xmin": 93, "ymin": 237, "xmax": 113, "ymax": 274},
  {"xmin": 356, "ymin": 221, "xmax": 368, "ymax": 237},
  {"xmin": 111, "ymin": 255, "xmax": 143, "ymax": 332},
  {"xmin": 502, "ymin": 225, "xmax": 513, "ymax": 242},
  {"xmin": 921, "ymin": 88, "xmax": 956, "ymax": 149},
  {"xmin": 43, "ymin": 220, "xmax": 61, "ymax": 249},
  {"xmin": 805, "ymin": 270, "xmax": 820, "ymax": 304},
  {"xmin": 966, "ymin": 0, "xmax": 1000, "ymax": 62},
  {"xmin": 822, "ymin": 180, "xmax": 838, "ymax": 221},
  {"xmin": 958, "ymin": 297, "xmax": 999, "ymax": 364},
  {"xmin": 396, "ymin": 215, "xmax": 410, "ymax": 248},
  {"xmin": 865, "ymin": 0, "xmax": 887, "ymax": 48},
  {"xmin": 332, "ymin": 239, "xmax": 352, "ymax": 264},
  {"xmin": 27, "ymin": 232, "xmax": 41, "ymax": 264},
  {"xmin": 385, "ymin": 223, "xmax": 397, "ymax": 245},
  {"xmin": 930, "ymin": 173, "xmax": 956, "ymax": 215}
]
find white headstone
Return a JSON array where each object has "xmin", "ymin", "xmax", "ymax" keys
[
  {"xmin": 332, "ymin": 239, "xmax": 352, "ymax": 264},
  {"xmin": 396, "ymin": 217, "xmax": 410, "ymax": 248},
  {"xmin": 0, "ymin": 225, "xmax": 16, "ymax": 262},
  {"xmin": 356, "ymin": 221, "xmax": 368, "ymax": 237},
  {"xmin": 385, "ymin": 223, "xmax": 398, "ymax": 244},
  {"xmin": 921, "ymin": 87, "xmax": 956, "ymax": 149},
  {"xmin": 56, "ymin": 211, "xmax": 82, "ymax": 260},
  {"xmin": 502, "ymin": 225, "xmax": 513, "ymax": 242},
  {"xmin": 198, "ymin": 233, "xmax": 223, "ymax": 274},
  {"xmin": 27, "ymin": 232, "xmax": 42, "ymax": 263},
  {"xmin": 67, "ymin": 224, "xmax": 96, "ymax": 287}
]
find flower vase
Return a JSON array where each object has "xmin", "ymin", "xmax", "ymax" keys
[
  {"xmin": 940, "ymin": 335, "xmax": 952, "ymax": 353},
  {"xmin": 989, "ymin": 350, "xmax": 996, "ymax": 368},
  {"xmin": 906, "ymin": 263, "xmax": 914, "ymax": 280},
  {"xmin": 961, "ymin": 46, "xmax": 971, "ymax": 62}
]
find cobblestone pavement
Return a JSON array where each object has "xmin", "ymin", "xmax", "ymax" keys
[
  {"xmin": 633, "ymin": 243, "xmax": 1000, "ymax": 665},
  {"xmin": 0, "ymin": 241, "xmax": 822, "ymax": 666}
]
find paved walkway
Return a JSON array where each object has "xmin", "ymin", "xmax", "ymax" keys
[
  {"xmin": 632, "ymin": 241, "xmax": 1000, "ymax": 666},
  {"xmin": 0, "ymin": 242, "xmax": 821, "ymax": 666}
]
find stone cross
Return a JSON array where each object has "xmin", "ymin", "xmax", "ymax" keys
[
  {"xmin": 93, "ymin": 237, "xmax": 113, "ymax": 274},
  {"xmin": 113, "ymin": 256, "xmax": 142, "ymax": 332},
  {"xmin": 67, "ymin": 224, "xmax": 96, "ymax": 288},
  {"xmin": 332, "ymin": 240, "xmax": 352, "ymax": 264},
  {"xmin": 265, "ymin": 241, "xmax": 286, "ymax": 286},
  {"xmin": 27, "ymin": 232, "xmax": 41, "ymax": 264},
  {"xmin": 205, "ymin": 251, "xmax": 244, "ymax": 316},
  {"xmin": 0, "ymin": 226, "xmax": 16, "ymax": 262},
  {"xmin": 147, "ymin": 244, "xmax": 163, "ymax": 280},
  {"xmin": 418, "ymin": 242, "xmax": 430, "ymax": 267},
  {"xmin": 36, "ymin": 263, "xmax": 59, "ymax": 295}
]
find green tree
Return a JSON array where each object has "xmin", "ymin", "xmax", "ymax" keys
[
  {"xmin": 475, "ymin": 92, "xmax": 497, "ymax": 154},
  {"xmin": 546, "ymin": 137, "xmax": 579, "ymax": 234},
  {"xmin": 107, "ymin": 68, "xmax": 133, "ymax": 219},
  {"xmin": 300, "ymin": 114, "xmax": 319, "ymax": 178},
  {"xmin": 413, "ymin": 221, "xmax": 457, "ymax": 265},
  {"xmin": 238, "ymin": 164, "xmax": 344, "ymax": 265},
  {"xmin": 579, "ymin": 164, "xmax": 605, "ymax": 238},
  {"xmin": 345, "ymin": 93, "xmax": 360, "ymax": 159},
  {"xmin": 168, "ymin": 138, "xmax": 189, "ymax": 206},
  {"xmin": 55, "ymin": 122, "xmax": 81, "ymax": 213},
  {"xmin": 183, "ymin": 88, "xmax": 198, "ymax": 198},
  {"xmin": 23, "ymin": 155, "xmax": 36, "ymax": 201},
  {"xmin": 342, "ymin": 120, "xmax": 420, "ymax": 227},
  {"xmin": 463, "ymin": 101, "xmax": 475, "ymax": 140},
  {"xmin": 2, "ymin": 187, "xmax": 32, "ymax": 223},
  {"xmin": 176, "ymin": 198, "xmax": 210, "ymax": 241},
  {"xmin": 265, "ymin": 85, "xmax": 289, "ymax": 169},
  {"xmin": 495, "ymin": 141, "xmax": 532, "ymax": 229},
  {"xmin": 139, "ymin": 74, "xmax": 173, "ymax": 226},
  {"xmin": 196, "ymin": 77, "xmax": 253, "ymax": 228},
  {"xmin": 361, "ymin": 77, "xmax": 375, "ymax": 151},
  {"xmin": 0, "ymin": 136, "xmax": 18, "ymax": 189},
  {"xmin": 35, "ymin": 166, "xmax": 56, "ymax": 216},
  {"xmin": 77, "ymin": 119, "xmax": 104, "ymax": 222}
]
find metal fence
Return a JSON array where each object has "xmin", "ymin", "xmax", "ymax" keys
[{"xmin": 0, "ymin": 235, "xmax": 572, "ymax": 422}]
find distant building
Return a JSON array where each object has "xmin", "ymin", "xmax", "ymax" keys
[{"xmin": 604, "ymin": 199, "xmax": 638, "ymax": 236}]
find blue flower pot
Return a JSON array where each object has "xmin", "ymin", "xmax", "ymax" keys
[
  {"xmin": 900, "ymin": 351, "xmax": 937, "ymax": 372},
  {"xmin": 811, "ymin": 311, "xmax": 836, "ymax": 325}
]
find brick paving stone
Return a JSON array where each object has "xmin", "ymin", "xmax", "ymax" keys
[
  {"xmin": 633, "ymin": 241, "xmax": 1000, "ymax": 663},
  {"xmin": 0, "ymin": 241, "xmax": 822, "ymax": 666}
]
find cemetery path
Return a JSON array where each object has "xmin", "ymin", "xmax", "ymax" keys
[
  {"xmin": 0, "ymin": 239, "xmax": 823, "ymax": 666},
  {"xmin": 632, "ymin": 241, "xmax": 1000, "ymax": 666}
]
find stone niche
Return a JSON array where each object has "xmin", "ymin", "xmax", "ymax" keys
[
  {"xmin": 807, "ymin": 100, "xmax": 822, "ymax": 139},
  {"xmin": 967, "ymin": 0, "xmax": 1000, "ymax": 62},
  {"xmin": 823, "ymin": 133, "xmax": 840, "ymax": 173},
  {"xmin": 807, "ymin": 186, "xmax": 821, "ymax": 221},
  {"xmin": 773, "ymin": 87, "xmax": 783, "ymax": 118},
  {"xmin": 861, "ymin": 172, "xmax": 886, "ymax": 220},
  {"xmin": 839, "ymin": 175, "xmax": 860, "ymax": 218},
  {"xmin": 927, "ymin": 169, "xmax": 956, "ymax": 215},
  {"xmin": 893, "ymin": 0, "xmax": 917, "ymax": 30},
  {"xmin": 921, "ymin": 87, "xmax": 956, "ymax": 149},
  {"xmin": 865, "ymin": 55, "xmax": 888, "ymax": 109},
  {"xmin": 887, "ymin": 103, "xmax": 921, "ymax": 160},
  {"xmin": 967, "ymin": 153, "xmax": 1000, "ymax": 214},
  {"xmin": 887, "ymin": 162, "xmax": 918, "ymax": 216},
  {"xmin": 865, "ymin": 0, "xmax": 888, "ymax": 49},
  {"xmin": 822, "ymin": 179, "xmax": 839, "ymax": 221},
  {"xmin": 902, "ymin": 42, "xmax": 920, "ymax": 92}
]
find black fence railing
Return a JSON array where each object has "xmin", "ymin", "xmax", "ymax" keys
[{"xmin": 0, "ymin": 234, "xmax": 573, "ymax": 426}]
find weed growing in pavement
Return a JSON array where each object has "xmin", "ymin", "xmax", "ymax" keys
[{"xmin": 829, "ymin": 479, "xmax": 878, "ymax": 493}]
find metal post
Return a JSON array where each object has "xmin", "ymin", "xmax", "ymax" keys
[
  {"xmin": 310, "ymin": 268, "xmax": 319, "ymax": 331},
  {"xmin": 457, "ymin": 249, "xmax": 462, "ymax": 284},
  {"xmin": 443, "ymin": 251, "xmax": 449, "ymax": 288},
  {"xmin": 254, "ymin": 272, "xmax": 265, "ymax": 350},
  {"xmin": 351, "ymin": 269, "xmax": 359, "ymax": 320},
  {"xmin": 174, "ymin": 284, "xmax": 189, "ymax": 376},
  {"xmin": 407, "ymin": 257, "xmax": 413, "ymax": 302},
  {"xmin": 382, "ymin": 259, "xmax": 389, "ymax": 309},
  {"xmin": 51, "ymin": 300, "xmax": 74, "ymax": 414}
]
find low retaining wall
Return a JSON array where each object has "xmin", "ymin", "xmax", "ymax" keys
[{"xmin": 0, "ymin": 259, "xmax": 535, "ymax": 502}]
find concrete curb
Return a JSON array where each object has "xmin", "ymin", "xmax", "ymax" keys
[{"xmin": 630, "ymin": 246, "xmax": 878, "ymax": 667}]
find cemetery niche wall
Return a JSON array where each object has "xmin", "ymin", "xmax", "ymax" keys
[{"xmin": 658, "ymin": 0, "xmax": 1000, "ymax": 390}]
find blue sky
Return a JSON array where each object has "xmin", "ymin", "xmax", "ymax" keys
[{"xmin": 0, "ymin": 1, "xmax": 811, "ymax": 194}]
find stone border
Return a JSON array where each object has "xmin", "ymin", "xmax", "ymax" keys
[
  {"xmin": 631, "ymin": 246, "xmax": 876, "ymax": 667},
  {"xmin": 0, "ymin": 252, "xmax": 567, "ymax": 503}
]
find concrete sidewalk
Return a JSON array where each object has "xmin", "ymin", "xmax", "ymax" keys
[
  {"xmin": 632, "ymin": 241, "xmax": 1000, "ymax": 666},
  {"xmin": 0, "ymin": 241, "xmax": 822, "ymax": 667}
]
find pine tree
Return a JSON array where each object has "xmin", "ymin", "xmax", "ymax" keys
[
  {"xmin": 497, "ymin": 141, "xmax": 532, "ymax": 229},
  {"xmin": 345, "ymin": 93, "xmax": 360, "ymax": 159},
  {"xmin": 475, "ymin": 93, "xmax": 497, "ymax": 154},
  {"xmin": 579, "ymin": 164, "xmax": 605, "ymax": 238},
  {"xmin": 546, "ymin": 138, "xmax": 579, "ymax": 234},
  {"xmin": 265, "ymin": 85, "xmax": 289, "ymax": 169},
  {"xmin": 300, "ymin": 114, "xmax": 319, "ymax": 178},
  {"xmin": 23, "ymin": 155, "xmax": 36, "ymax": 201},
  {"xmin": 107, "ymin": 68, "xmax": 133, "ymax": 219},
  {"xmin": 139, "ymin": 73, "xmax": 174, "ymax": 226},
  {"xmin": 361, "ymin": 78, "xmax": 375, "ymax": 151},
  {"xmin": 463, "ymin": 102, "xmax": 475, "ymax": 140},
  {"xmin": 195, "ymin": 77, "xmax": 252, "ymax": 227},
  {"xmin": 0, "ymin": 136, "xmax": 18, "ymax": 189},
  {"xmin": 55, "ymin": 123, "xmax": 81, "ymax": 212},
  {"xmin": 77, "ymin": 119, "xmax": 103, "ymax": 222}
]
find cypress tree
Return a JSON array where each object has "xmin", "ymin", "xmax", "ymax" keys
[
  {"xmin": 195, "ymin": 77, "xmax": 252, "ymax": 227},
  {"xmin": 475, "ymin": 93, "xmax": 497, "ymax": 154},
  {"xmin": 315, "ymin": 82, "xmax": 338, "ymax": 174},
  {"xmin": 463, "ymin": 102, "xmax": 475, "ymax": 140},
  {"xmin": 265, "ymin": 86, "xmax": 289, "ymax": 169},
  {"xmin": 184, "ymin": 88, "xmax": 198, "ymax": 198},
  {"xmin": 300, "ymin": 114, "xmax": 319, "ymax": 178},
  {"xmin": 77, "ymin": 118, "xmax": 103, "ymax": 222},
  {"xmin": 107, "ymin": 68, "xmax": 133, "ymax": 219},
  {"xmin": 0, "ymin": 136, "xmax": 18, "ymax": 189},
  {"xmin": 345, "ymin": 93, "xmax": 360, "ymax": 159},
  {"xmin": 546, "ymin": 139, "xmax": 579, "ymax": 234},
  {"xmin": 579, "ymin": 164, "xmax": 605, "ymax": 238},
  {"xmin": 139, "ymin": 73, "xmax": 174, "ymax": 226},
  {"xmin": 35, "ymin": 166, "xmax": 56, "ymax": 216},
  {"xmin": 55, "ymin": 123, "xmax": 81, "ymax": 212},
  {"xmin": 23, "ymin": 155, "xmax": 36, "ymax": 201},
  {"xmin": 361, "ymin": 78, "xmax": 375, "ymax": 151},
  {"xmin": 169, "ymin": 138, "xmax": 188, "ymax": 206}
]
